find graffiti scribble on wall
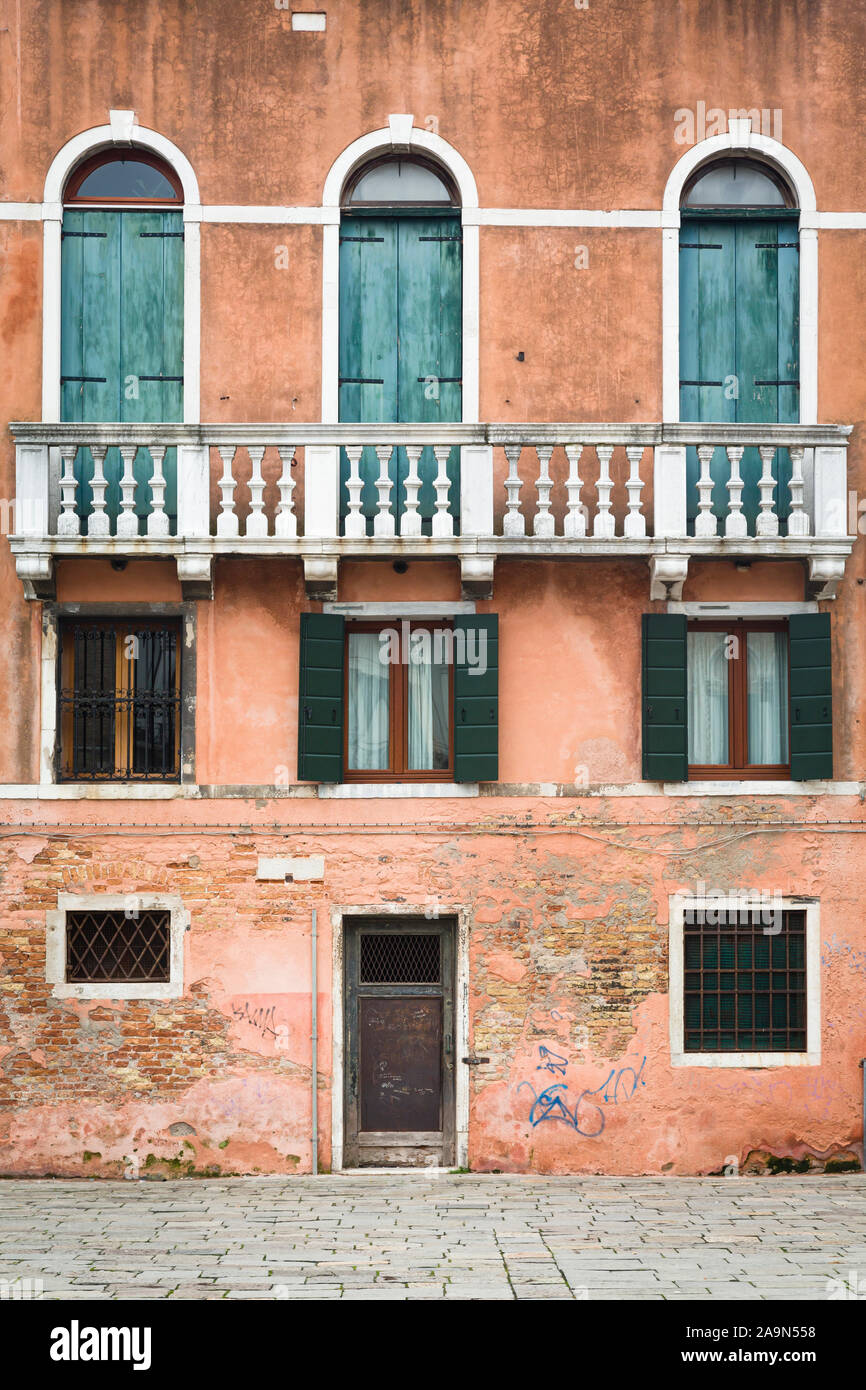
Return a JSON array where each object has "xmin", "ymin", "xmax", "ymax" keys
[{"xmin": 519, "ymin": 1048, "xmax": 647, "ymax": 1137}]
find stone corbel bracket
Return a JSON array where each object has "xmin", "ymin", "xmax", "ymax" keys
[
  {"xmin": 649, "ymin": 554, "xmax": 689, "ymax": 601},
  {"xmin": 304, "ymin": 555, "xmax": 339, "ymax": 601},
  {"xmin": 15, "ymin": 552, "xmax": 55, "ymax": 601},
  {"xmin": 808, "ymin": 555, "xmax": 846, "ymax": 601},
  {"xmin": 176, "ymin": 552, "xmax": 213, "ymax": 601}
]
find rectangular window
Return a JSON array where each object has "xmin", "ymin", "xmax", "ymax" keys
[
  {"xmin": 687, "ymin": 620, "xmax": 789, "ymax": 778},
  {"xmin": 58, "ymin": 620, "xmax": 181, "ymax": 781},
  {"xmin": 345, "ymin": 622, "xmax": 453, "ymax": 780},
  {"xmin": 65, "ymin": 909, "xmax": 171, "ymax": 984},
  {"xmin": 683, "ymin": 907, "xmax": 806, "ymax": 1053}
]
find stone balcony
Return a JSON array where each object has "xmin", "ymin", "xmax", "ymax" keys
[{"xmin": 8, "ymin": 420, "xmax": 853, "ymax": 600}]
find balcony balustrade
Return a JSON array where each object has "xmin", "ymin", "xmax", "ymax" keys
[{"xmin": 9, "ymin": 420, "xmax": 853, "ymax": 600}]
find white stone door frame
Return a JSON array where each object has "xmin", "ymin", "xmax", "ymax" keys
[{"xmin": 329, "ymin": 902, "xmax": 470, "ymax": 1172}]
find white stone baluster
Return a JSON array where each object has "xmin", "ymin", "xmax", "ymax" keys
[
  {"xmin": 431, "ymin": 445, "xmax": 454, "ymax": 537},
  {"xmin": 755, "ymin": 445, "xmax": 780, "ymax": 537},
  {"xmin": 147, "ymin": 445, "xmax": 170, "ymax": 537},
  {"xmin": 247, "ymin": 445, "xmax": 267, "ymax": 537},
  {"xmin": 373, "ymin": 445, "xmax": 396, "ymax": 537},
  {"xmin": 275, "ymin": 446, "xmax": 297, "ymax": 538},
  {"xmin": 216, "ymin": 445, "xmax": 239, "ymax": 537},
  {"xmin": 57, "ymin": 444, "xmax": 80, "ymax": 537},
  {"xmin": 787, "ymin": 445, "xmax": 809, "ymax": 536},
  {"xmin": 724, "ymin": 445, "xmax": 747, "ymax": 538},
  {"xmin": 87, "ymin": 444, "xmax": 110, "ymax": 537},
  {"xmin": 533, "ymin": 446, "xmax": 555, "ymax": 537},
  {"xmin": 593, "ymin": 444, "xmax": 615, "ymax": 537},
  {"xmin": 503, "ymin": 445, "xmax": 525, "ymax": 536},
  {"xmin": 343, "ymin": 446, "xmax": 366, "ymax": 537},
  {"xmin": 694, "ymin": 444, "xmax": 718, "ymax": 536},
  {"xmin": 623, "ymin": 445, "xmax": 646, "ymax": 538},
  {"xmin": 401, "ymin": 445, "xmax": 423, "ymax": 537},
  {"xmin": 563, "ymin": 444, "xmax": 586, "ymax": 538},
  {"xmin": 116, "ymin": 445, "xmax": 139, "ymax": 537}
]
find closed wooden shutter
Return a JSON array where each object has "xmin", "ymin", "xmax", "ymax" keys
[
  {"xmin": 61, "ymin": 208, "xmax": 183, "ymax": 526},
  {"xmin": 642, "ymin": 613, "xmax": 688, "ymax": 782},
  {"xmin": 453, "ymin": 614, "xmax": 498, "ymax": 782},
  {"xmin": 789, "ymin": 612, "xmax": 833, "ymax": 780},
  {"xmin": 297, "ymin": 614, "xmax": 345, "ymax": 782}
]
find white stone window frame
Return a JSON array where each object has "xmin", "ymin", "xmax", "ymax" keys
[
  {"xmin": 669, "ymin": 894, "xmax": 820, "ymax": 1067},
  {"xmin": 46, "ymin": 892, "xmax": 188, "ymax": 1000}
]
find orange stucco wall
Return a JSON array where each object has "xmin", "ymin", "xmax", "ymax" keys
[{"xmin": 2, "ymin": 0, "xmax": 866, "ymax": 1175}]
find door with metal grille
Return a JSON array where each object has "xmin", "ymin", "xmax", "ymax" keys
[{"xmin": 344, "ymin": 920, "xmax": 455, "ymax": 1167}]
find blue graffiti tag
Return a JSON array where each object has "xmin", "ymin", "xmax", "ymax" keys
[
  {"xmin": 536, "ymin": 1046, "xmax": 568, "ymax": 1076},
  {"xmin": 519, "ymin": 1051, "xmax": 647, "ymax": 1137}
]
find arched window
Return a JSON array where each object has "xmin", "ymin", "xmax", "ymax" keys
[
  {"xmin": 344, "ymin": 156, "xmax": 458, "ymax": 207},
  {"xmin": 64, "ymin": 151, "xmax": 183, "ymax": 204},
  {"xmin": 682, "ymin": 159, "xmax": 795, "ymax": 210},
  {"xmin": 61, "ymin": 152, "xmax": 183, "ymax": 531},
  {"xmin": 339, "ymin": 156, "xmax": 463, "ymax": 535},
  {"xmin": 679, "ymin": 157, "xmax": 799, "ymax": 532}
]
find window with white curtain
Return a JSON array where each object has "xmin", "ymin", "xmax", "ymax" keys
[
  {"xmin": 346, "ymin": 623, "xmax": 453, "ymax": 779},
  {"xmin": 688, "ymin": 623, "xmax": 789, "ymax": 775}
]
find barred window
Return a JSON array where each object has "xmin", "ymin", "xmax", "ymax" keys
[
  {"xmin": 683, "ymin": 907, "xmax": 807, "ymax": 1052},
  {"xmin": 65, "ymin": 909, "xmax": 171, "ymax": 983},
  {"xmin": 58, "ymin": 621, "xmax": 181, "ymax": 781}
]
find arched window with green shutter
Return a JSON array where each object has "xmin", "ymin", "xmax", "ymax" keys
[{"xmin": 679, "ymin": 159, "xmax": 799, "ymax": 534}]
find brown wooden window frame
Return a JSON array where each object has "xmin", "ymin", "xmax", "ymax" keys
[
  {"xmin": 58, "ymin": 618, "xmax": 182, "ymax": 783},
  {"xmin": 344, "ymin": 621, "xmax": 455, "ymax": 782},
  {"xmin": 688, "ymin": 619, "xmax": 790, "ymax": 781}
]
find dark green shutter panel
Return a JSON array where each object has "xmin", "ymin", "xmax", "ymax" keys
[
  {"xmin": 453, "ymin": 614, "xmax": 497, "ymax": 782},
  {"xmin": 642, "ymin": 613, "xmax": 688, "ymax": 781},
  {"xmin": 61, "ymin": 208, "xmax": 182, "ymax": 528},
  {"xmin": 297, "ymin": 613, "xmax": 345, "ymax": 782},
  {"xmin": 789, "ymin": 613, "xmax": 833, "ymax": 780}
]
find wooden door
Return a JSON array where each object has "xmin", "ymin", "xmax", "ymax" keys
[
  {"xmin": 679, "ymin": 216, "xmax": 799, "ymax": 531},
  {"xmin": 61, "ymin": 208, "xmax": 183, "ymax": 530},
  {"xmin": 344, "ymin": 919, "xmax": 455, "ymax": 1167},
  {"xmin": 338, "ymin": 214, "xmax": 462, "ymax": 533}
]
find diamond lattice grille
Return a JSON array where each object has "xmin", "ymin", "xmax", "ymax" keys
[
  {"xmin": 360, "ymin": 933, "xmax": 440, "ymax": 984},
  {"xmin": 65, "ymin": 910, "xmax": 171, "ymax": 983}
]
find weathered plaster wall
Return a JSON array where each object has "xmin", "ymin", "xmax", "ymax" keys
[{"xmin": 1, "ymin": 799, "xmax": 863, "ymax": 1176}]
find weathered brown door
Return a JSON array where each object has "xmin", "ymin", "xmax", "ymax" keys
[{"xmin": 344, "ymin": 919, "xmax": 455, "ymax": 1167}]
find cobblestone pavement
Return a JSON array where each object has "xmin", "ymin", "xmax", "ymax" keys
[{"xmin": 1, "ymin": 1174, "xmax": 865, "ymax": 1301}]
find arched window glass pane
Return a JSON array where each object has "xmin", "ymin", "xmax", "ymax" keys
[
  {"xmin": 73, "ymin": 158, "xmax": 178, "ymax": 200},
  {"xmin": 684, "ymin": 161, "xmax": 790, "ymax": 208},
  {"xmin": 349, "ymin": 160, "xmax": 453, "ymax": 204}
]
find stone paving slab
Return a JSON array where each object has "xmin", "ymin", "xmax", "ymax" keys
[{"xmin": 1, "ymin": 1174, "xmax": 865, "ymax": 1300}]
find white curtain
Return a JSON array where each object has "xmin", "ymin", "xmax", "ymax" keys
[
  {"xmin": 688, "ymin": 631, "xmax": 728, "ymax": 764},
  {"xmin": 408, "ymin": 630, "xmax": 450, "ymax": 770},
  {"xmin": 347, "ymin": 633, "xmax": 389, "ymax": 770},
  {"xmin": 747, "ymin": 631, "xmax": 788, "ymax": 763}
]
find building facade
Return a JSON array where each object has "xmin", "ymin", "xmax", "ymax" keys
[{"xmin": 1, "ymin": 0, "xmax": 865, "ymax": 1176}]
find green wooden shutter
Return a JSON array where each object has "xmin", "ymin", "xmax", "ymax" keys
[
  {"xmin": 789, "ymin": 613, "xmax": 833, "ymax": 780},
  {"xmin": 642, "ymin": 613, "xmax": 688, "ymax": 781},
  {"xmin": 61, "ymin": 208, "xmax": 183, "ymax": 529},
  {"xmin": 680, "ymin": 215, "xmax": 798, "ymax": 531},
  {"xmin": 338, "ymin": 212, "xmax": 462, "ymax": 534},
  {"xmin": 453, "ymin": 614, "xmax": 498, "ymax": 782},
  {"xmin": 297, "ymin": 613, "xmax": 345, "ymax": 782}
]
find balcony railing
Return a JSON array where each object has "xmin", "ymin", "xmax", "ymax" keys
[{"xmin": 9, "ymin": 420, "xmax": 853, "ymax": 600}]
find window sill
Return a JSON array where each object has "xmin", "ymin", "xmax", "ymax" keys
[
  {"xmin": 663, "ymin": 780, "xmax": 841, "ymax": 795},
  {"xmin": 318, "ymin": 782, "xmax": 479, "ymax": 799},
  {"xmin": 50, "ymin": 981, "xmax": 182, "ymax": 1001},
  {"xmin": 671, "ymin": 1051, "xmax": 820, "ymax": 1068}
]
